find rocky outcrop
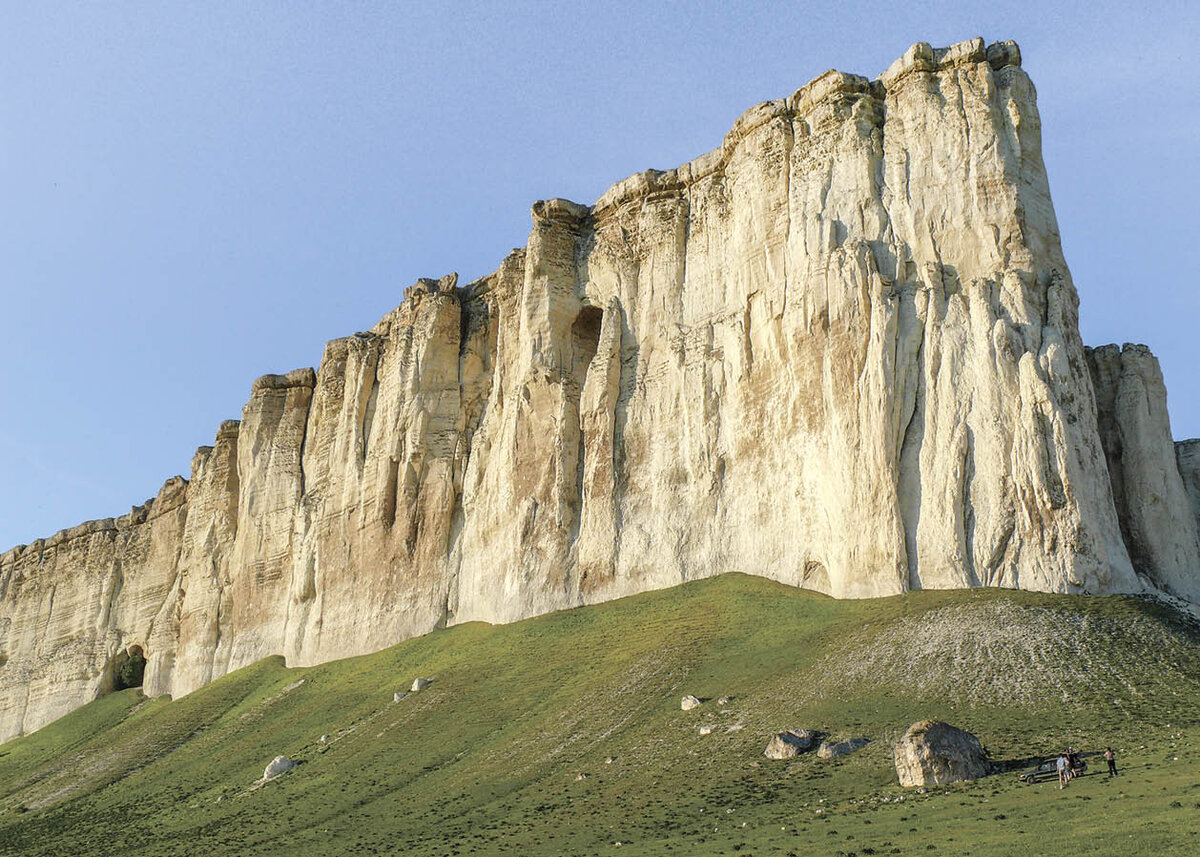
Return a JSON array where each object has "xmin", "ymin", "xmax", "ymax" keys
[
  {"xmin": 1087, "ymin": 344, "xmax": 1200, "ymax": 602},
  {"xmin": 1176, "ymin": 440, "xmax": 1200, "ymax": 536},
  {"xmin": 894, "ymin": 720, "xmax": 990, "ymax": 786},
  {"xmin": 2, "ymin": 37, "xmax": 1199, "ymax": 742}
]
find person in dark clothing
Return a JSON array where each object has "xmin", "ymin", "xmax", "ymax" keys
[{"xmin": 1104, "ymin": 747, "xmax": 1118, "ymax": 777}]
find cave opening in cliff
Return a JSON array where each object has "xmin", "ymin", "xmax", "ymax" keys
[
  {"xmin": 571, "ymin": 305, "xmax": 603, "ymax": 386},
  {"xmin": 111, "ymin": 645, "xmax": 146, "ymax": 692}
]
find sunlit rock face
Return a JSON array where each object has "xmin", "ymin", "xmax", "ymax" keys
[{"xmin": 2, "ymin": 37, "xmax": 1197, "ymax": 742}]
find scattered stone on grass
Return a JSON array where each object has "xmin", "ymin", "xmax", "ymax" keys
[
  {"xmin": 699, "ymin": 725, "xmax": 714, "ymax": 736},
  {"xmin": 894, "ymin": 720, "xmax": 990, "ymax": 786},
  {"xmin": 393, "ymin": 691, "xmax": 407, "ymax": 703},
  {"xmin": 681, "ymin": 695, "xmax": 701, "ymax": 710},
  {"xmin": 410, "ymin": 677, "xmax": 431, "ymax": 692},
  {"xmin": 765, "ymin": 729, "xmax": 820, "ymax": 759},
  {"xmin": 263, "ymin": 755, "xmax": 296, "ymax": 780}
]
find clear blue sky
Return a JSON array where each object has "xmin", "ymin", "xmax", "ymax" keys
[{"xmin": 1, "ymin": 1, "xmax": 1197, "ymax": 549}]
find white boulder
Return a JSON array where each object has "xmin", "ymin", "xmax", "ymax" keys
[
  {"xmin": 263, "ymin": 755, "xmax": 296, "ymax": 780},
  {"xmin": 894, "ymin": 721, "xmax": 990, "ymax": 786}
]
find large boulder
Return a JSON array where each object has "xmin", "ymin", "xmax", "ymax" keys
[
  {"xmin": 894, "ymin": 721, "xmax": 990, "ymax": 786},
  {"xmin": 263, "ymin": 755, "xmax": 296, "ymax": 780},
  {"xmin": 764, "ymin": 729, "xmax": 819, "ymax": 760},
  {"xmin": 818, "ymin": 737, "xmax": 870, "ymax": 760}
]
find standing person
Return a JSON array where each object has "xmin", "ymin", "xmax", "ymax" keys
[
  {"xmin": 1057, "ymin": 753, "xmax": 1069, "ymax": 789},
  {"xmin": 1068, "ymin": 747, "xmax": 1081, "ymax": 779},
  {"xmin": 1105, "ymin": 747, "xmax": 1118, "ymax": 778}
]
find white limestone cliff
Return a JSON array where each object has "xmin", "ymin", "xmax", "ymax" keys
[
  {"xmin": 1087, "ymin": 345, "xmax": 1200, "ymax": 603},
  {"xmin": 2, "ymin": 37, "xmax": 1197, "ymax": 742}
]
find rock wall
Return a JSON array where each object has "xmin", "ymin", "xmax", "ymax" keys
[
  {"xmin": 1178, "ymin": 440, "xmax": 1200, "ymax": 534},
  {"xmin": 2, "ymin": 37, "xmax": 1197, "ymax": 742},
  {"xmin": 1087, "ymin": 345, "xmax": 1200, "ymax": 602}
]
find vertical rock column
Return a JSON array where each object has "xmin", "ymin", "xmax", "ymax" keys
[
  {"xmin": 1088, "ymin": 344, "xmax": 1200, "ymax": 601},
  {"xmin": 456, "ymin": 199, "xmax": 597, "ymax": 622},
  {"xmin": 1178, "ymin": 439, "xmax": 1200, "ymax": 535},
  {"xmin": 146, "ymin": 419, "xmax": 241, "ymax": 698},
  {"xmin": 283, "ymin": 273, "xmax": 471, "ymax": 668},
  {"xmin": 878, "ymin": 39, "xmax": 1135, "ymax": 595},
  {"xmin": 217, "ymin": 369, "xmax": 314, "ymax": 677}
]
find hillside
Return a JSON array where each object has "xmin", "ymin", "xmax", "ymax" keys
[{"xmin": 1, "ymin": 574, "xmax": 1199, "ymax": 856}]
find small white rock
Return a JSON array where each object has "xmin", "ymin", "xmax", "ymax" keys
[
  {"xmin": 681, "ymin": 695, "xmax": 701, "ymax": 710},
  {"xmin": 699, "ymin": 725, "xmax": 714, "ymax": 736},
  {"xmin": 393, "ymin": 691, "xmax": 407, "ymax": 703},
  {"xmin": 263, "ymin": 755, "xmax": 296, "ymax": 780},
  {"xmin": 411, "ymin": 677, "xmax": 431, "ymax": 692}
]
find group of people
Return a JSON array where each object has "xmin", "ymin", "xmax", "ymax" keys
[{"xmin": 1055, "ymin": 746, "xmax": 1119, "ymax": 789}]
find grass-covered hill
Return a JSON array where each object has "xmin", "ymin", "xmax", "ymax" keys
[{"xmin": 2, "ymin": 574, "xmax": 1200, "ymax": 856}]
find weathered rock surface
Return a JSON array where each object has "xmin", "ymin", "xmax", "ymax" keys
[
  {"xmin": 894, "ymin": 720, "xmax": 989, "ymax": 786},
  {"xmin": 1087, "ymin": 345, "xmax": 1200, "ymax": 602},
  {"xmin": 764, "ymin": 729, "xmax": 820, "ymax": 759},
  {"xmin": 263, "ymin": 755, "xmax": 296, "ymax": 780},
  {"xmin": 2, "ymin": 37, "xmax": 1198, "ymax": 742},
  {"xmin": 1175, "ymin": 440, "xmax": 1200, "ymax": 538}
]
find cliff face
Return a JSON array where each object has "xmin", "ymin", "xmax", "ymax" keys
[
  {"xmin": 1087, "ymin": 345, "xmax": 1200, "ymax": 603},
  {"xmin": 2, "ymin": 37, "xmax": 1197, "ymax": 742}
]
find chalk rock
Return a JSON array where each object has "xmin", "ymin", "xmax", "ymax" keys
[
  {"xmin": 1178, "ymin": 440, "xmax": 1200, "ymax": 533},
  {"xmin": 263, "ymin": 755, "xmax": 297, "ymax": 780},
  {"xmin": 4, "ymin": 37, "xmax": 1197, "ymax": 743},
  {"xmin": 699, "ymin": 725, "xmax": 714, "ymax": 736},
  {"xmin": 1087, "ymin": 344, "xmax": 1200, "ymax": 602},
  {"xmin": 764, "ymin": 729, "xmax": 819, "ymax": 759},
  {"xmin": 410, "ymin": 678, "xmax": 431, "ymax": 693},
  {"xmin": 681, "ymin": 695, "xmax": 701, "ymax": 711},
  {"xmin": 894, "ymin": 721, "xmax": 989, "ymax": 786}
]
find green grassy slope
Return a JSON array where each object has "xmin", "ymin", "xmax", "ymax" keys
[{"xmin": 2, "ymin": 574, "xmax": 1200, "ymax": 856}]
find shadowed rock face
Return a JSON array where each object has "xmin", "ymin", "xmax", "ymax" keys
[
  {"xmin": 1, "ymin": 37, "xmax": 1197, "ymax": 742},
  {"xmin": 1087, "ymin": 345, "xmax": 1200, "ymax": 602}
]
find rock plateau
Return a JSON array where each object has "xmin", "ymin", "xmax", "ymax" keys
[{"xmin": 2, "ymin": 38, "xmax": 1198, "ymax": 743}]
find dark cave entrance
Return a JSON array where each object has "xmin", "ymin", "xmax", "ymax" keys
[
  {"xmin": 570, "ymin": 305, "xmax": 604, "ymax": 385},
  {"xmin": 111, "ymin": 645, "xmax": 146, "ymax": 692}
]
